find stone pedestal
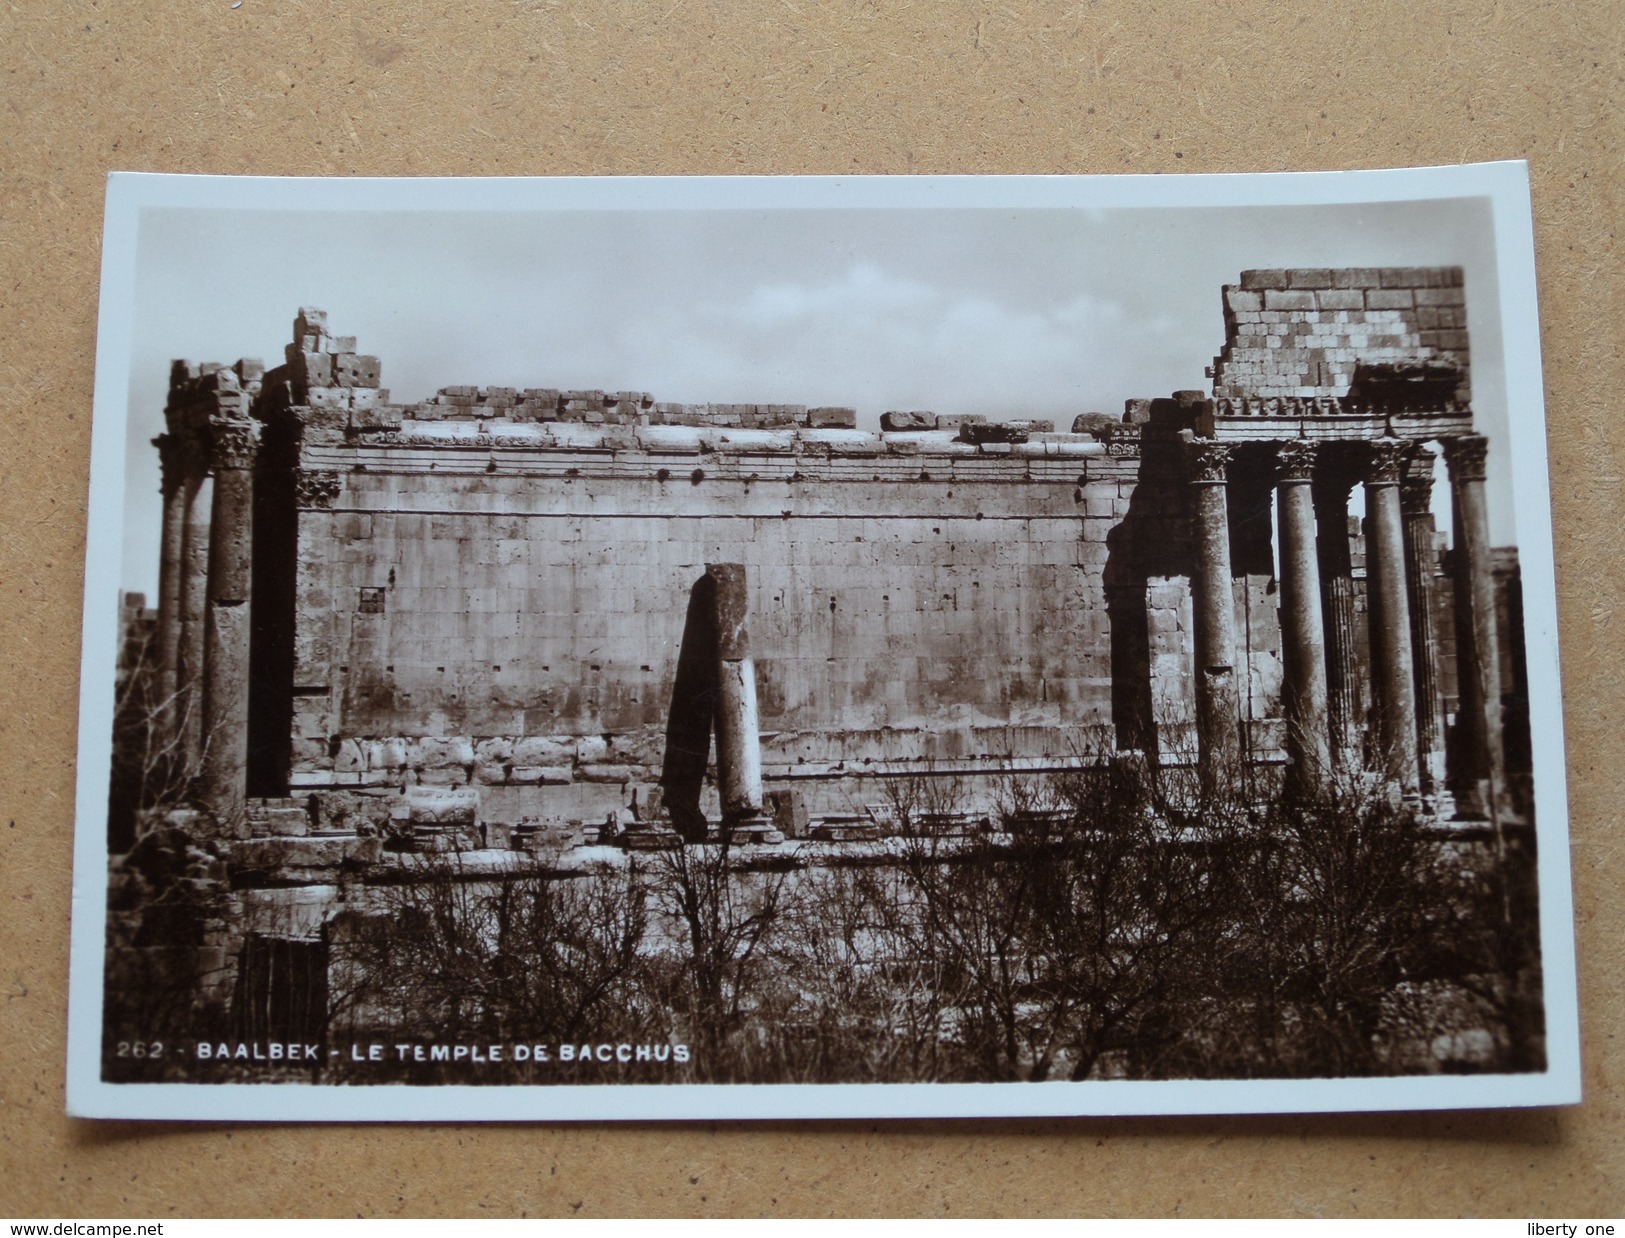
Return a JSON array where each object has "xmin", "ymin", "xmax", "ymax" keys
[
  {"xmin": 1186, "ymin": 439, "xmax": 1241, "ymax": 786},
  {"xmin": 200, "ymin": 416, "xmax": 261, "ymax": 833},
  {"xmin": 1445, "ymin": 434, "xmax": 1506, "ymax": 819},
  {"xmin": 1275, "ymin": 440, "xmax": 1331, "ymax": 798},
  {"xmin": 1364, "ymin": 439, "xmax": 1421, "ymax": 794}
]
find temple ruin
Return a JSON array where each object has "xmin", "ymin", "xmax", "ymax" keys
[{"xmin": 106, "ymin": 266, "xmax": 1532, "ymax": 1057}]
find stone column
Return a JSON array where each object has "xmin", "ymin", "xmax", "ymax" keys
[
  {"xmin": 1445, "ymin": 434, "xmax": 1505, "ymax": 819},
  {"xmin": 177, "ymin": 467, "xmax": 214, "ymax": 773},
  {"xmin": 1401, "ymin": 448, "xmax": 1447, "ymax": 795},
  {"xmin": 1363, "ymin": 439, "xmax": 1421, "ymax": 794},
  {"xmin": 199, "ymin": 414, "xmax": 262, "ymax": 832},
  {"xmin": 1312, "ymin": 460, "xmax": 1363, "ymax": 768},
  {"xmin": 1186, "ymin": 439, "xmax": 1242, "ymax": 785},
  {"xmin": 1275, "ymin": 440, "xmax": 1332, "ymax": 798},
  {"xmin": 706, "ymin": 563, "xmax": 765, "ymax": 826},
  {"xmin": 151, "ymin": 434, "xmax": 188, "ymax": 729}
]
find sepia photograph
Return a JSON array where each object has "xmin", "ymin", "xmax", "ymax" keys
[{"xmin": 67, "ymin": 166, "xmax": 1578, "ymax": 1120}]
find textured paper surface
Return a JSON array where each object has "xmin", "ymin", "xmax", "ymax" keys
[{"xmin": 0, "ymin": 0, "xmax": 1619, "ymax": 1217}]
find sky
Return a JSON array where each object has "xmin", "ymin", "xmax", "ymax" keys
[{"xmin": 119, "ymin": 196, "xmax": 1513, "ymax": 596}]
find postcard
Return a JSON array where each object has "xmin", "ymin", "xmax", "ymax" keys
[{"xmin": 66, "ymin": 164, "xmax": 1579, "ymax": 1119}]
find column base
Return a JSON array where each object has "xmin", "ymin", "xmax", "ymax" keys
[
  {"xmin": 618, "ymin": 825, "xmax": 684, "ymax": 851},
  {"xmin": 715, "ymin": 814, "xmax": 785, "ymax": 845}
]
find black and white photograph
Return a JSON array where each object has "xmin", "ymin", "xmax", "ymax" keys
[{"xmin": 67, "ymin": 166, "xmax": 1579, "ymax": 1120}]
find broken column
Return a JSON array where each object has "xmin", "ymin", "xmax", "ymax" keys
[
  {"xmin": 1185, "ymin": 437, "xmax": 1242, "ymax": 786},
  {"xmin": 1274, "ymin": 439, "xmax": 1331, "ymax": 798},
  {"xmin": 1363, "ymin": 438, "xmax": 1421, "ymax": 794},
  {"xmin": 706, "ymin": 562, "xmax": 767, "ymax": 829},
  {"xmin": 1445, "ymin": 433, "xmax": 1506, "ymax": 819},
  {"xmin": 199, "ymin": 410, "xmax": 262, "ymax": 833}
]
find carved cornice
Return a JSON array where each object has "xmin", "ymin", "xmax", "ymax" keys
[
  {"xmin": 1102, "ymin": 426, "xmax": 1142, "ymax": 457},
  {"xmin": 1186, "ymin": 439, "xmax": 1232, "ymax": 485},
  {"xmin": 294, "ymin": 469, "xmax": 343, "ymax": 509},
  {"xmin": 397, "ymin": 433, "xmax": 500, "ymax": 449},
  {"xmin": 206, "ymin": 416, "xmax": 262, "ymax": 471},
  {"xmin": 1363, "ymin": 438, "xmax": 1410, "ymax": 486},
  {"xmin": 1274, "ymin": 439, "xmax": 1317, "ymax": 484},
  {"xmin": 1443, "ymin": 433, "xmax": 1489, "ymax": 483},
  {"xmin": 1214, "ymin": 396, "xmax": 1344, "ymax": 419},
  {"xmin": 1212, "ymin": 394, "xmax": 1467, "ymax": 418},
  {"xmin": 1400, "ymin": 446, "xmax": 1437, "ymax": 515}
]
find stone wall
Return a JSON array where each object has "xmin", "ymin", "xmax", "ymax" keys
[
  {"xmin": 141, "ymin": 274, "xmax": 1521, "ymax": 841},
  {"xmin": 264, "ymin": 406, "xmax": 1172, "ymax": 821},
  {"xmin": 207, "ymin": 306, "xmax": 1313, "ymax": 826},
  {"xmin": 1212, "ymin": 267, "xmax": 1470, "ymax": 405}
]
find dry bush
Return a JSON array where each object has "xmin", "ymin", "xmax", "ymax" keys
[{"xmin": 327, "ymin": 855, "xmax": 655, "ymax": 1081}]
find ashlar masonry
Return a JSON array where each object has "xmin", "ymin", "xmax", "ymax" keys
[{"xmin": 126, "ymin": 266, "xmax": 1527, "ymax": 852}]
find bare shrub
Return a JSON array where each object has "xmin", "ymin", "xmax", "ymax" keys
[
  {"xmin": 885, "ymin": 753, "xmax": 1236, "ymax": 1081},
  {"xmin": 644, "ymin": 837, "xmax": 792, "ymax": 1081},
  {"xmin": 108, "ymin": 635, "xmax": 211, "ymax": 852},
  {"xmin": 752, "ymin": 860, "xmax": 951, "ymax": 1082},
  {"xmin": 328, "ymin": 855, "xmax": 654, "ymax": 1081}
]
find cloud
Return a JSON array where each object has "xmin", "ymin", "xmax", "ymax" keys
[{"xmin": 619, "ymin": 263, "xmax": 1139, "ymax": 417}]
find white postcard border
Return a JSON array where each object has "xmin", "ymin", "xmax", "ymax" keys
[{"xmin": 67, "ymin": 163, "xmax": 1580, "ymax": 1121}]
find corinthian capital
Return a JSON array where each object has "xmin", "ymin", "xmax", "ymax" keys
[
  {"xmin": 1275, "ymin": 439, "xmax": 1317, "ymax": 485},
  {"xmin": 1186, "ymin": 438, "xmax": 1232, "ymax": 485},
  {"xmin": 1364, "ymin": 438, "xmax": 1410, "ymax": 486},
  {"xmin": 1444, "ymin": 433, "xmax": 1489, "ymax": 483},
  {"xmin": 207, "ymin": 415, "xmax": 262, "ymax": 472}
]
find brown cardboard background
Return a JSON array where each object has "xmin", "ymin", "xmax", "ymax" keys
[{"xmin": 0, "ymin": 0, "xmax": 1619, "ymax": 1217}]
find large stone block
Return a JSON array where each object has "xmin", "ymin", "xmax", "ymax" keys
[
  {"xmin": 574, "ymin": 735, "xmax": 609, "ymax": 764},
  {"xmin": 511, "ymin": 738, "xmax": 576, "ymax": 771},
  {"xmin": 1238, "ymin": 270, "xmax": 1289, "ymax": 290},
  {"xmin": 405, "ymin": 785, "xmax": 480, "ymax": 826},
  {"xmin": 473, "ymin": 737, "xmax": 515, "ymax": 764},
  {"xmin": 333, "ymin": 354, "xmax": 382, "ymax": 388},
  {"xmin": 806, "ymin": 406, "xmax": 856, "ymax": 428},
  {"xmin": 1331, "ymin": 268, "xmax": 1383, "ymax": 289},
  {"xmin": 1263, "ymin": 289, "xmax": 1316, "ymax": 312},
  {"xmin": 881, "ymin": 410, "xmax": 937, "ymax": 430},
  {"xmin": 606, "ymin": 730, "xmax": 665, "ymax": 766},
  {"xmin": 1286, "ymin": 268, "xmax": 1335, "ymax": 289},
  {"xmin": 410, "ymin": 736, "xmax": 476, "ymax": 769},
  {"xmin": 288, "ymin": 348, "xmax": 334, "ymax": 387},
  {"xmin": 367, "ymin": 738, "xmax": 410, "ymax": 770},
  {"xmin": 508, "ymin": 765, "xmax": 573, "ymax": 785},
  {"xmin": 1365, "ymin": 289, "xmax": 1415, "ymax": 310},
  {"xmin": 1314, "ymin": 288, "xmax": 1365, "ymax": 310},
  {"xmin": 253, "ymin": 806, "xmax": 311, "ymax": 837}
]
